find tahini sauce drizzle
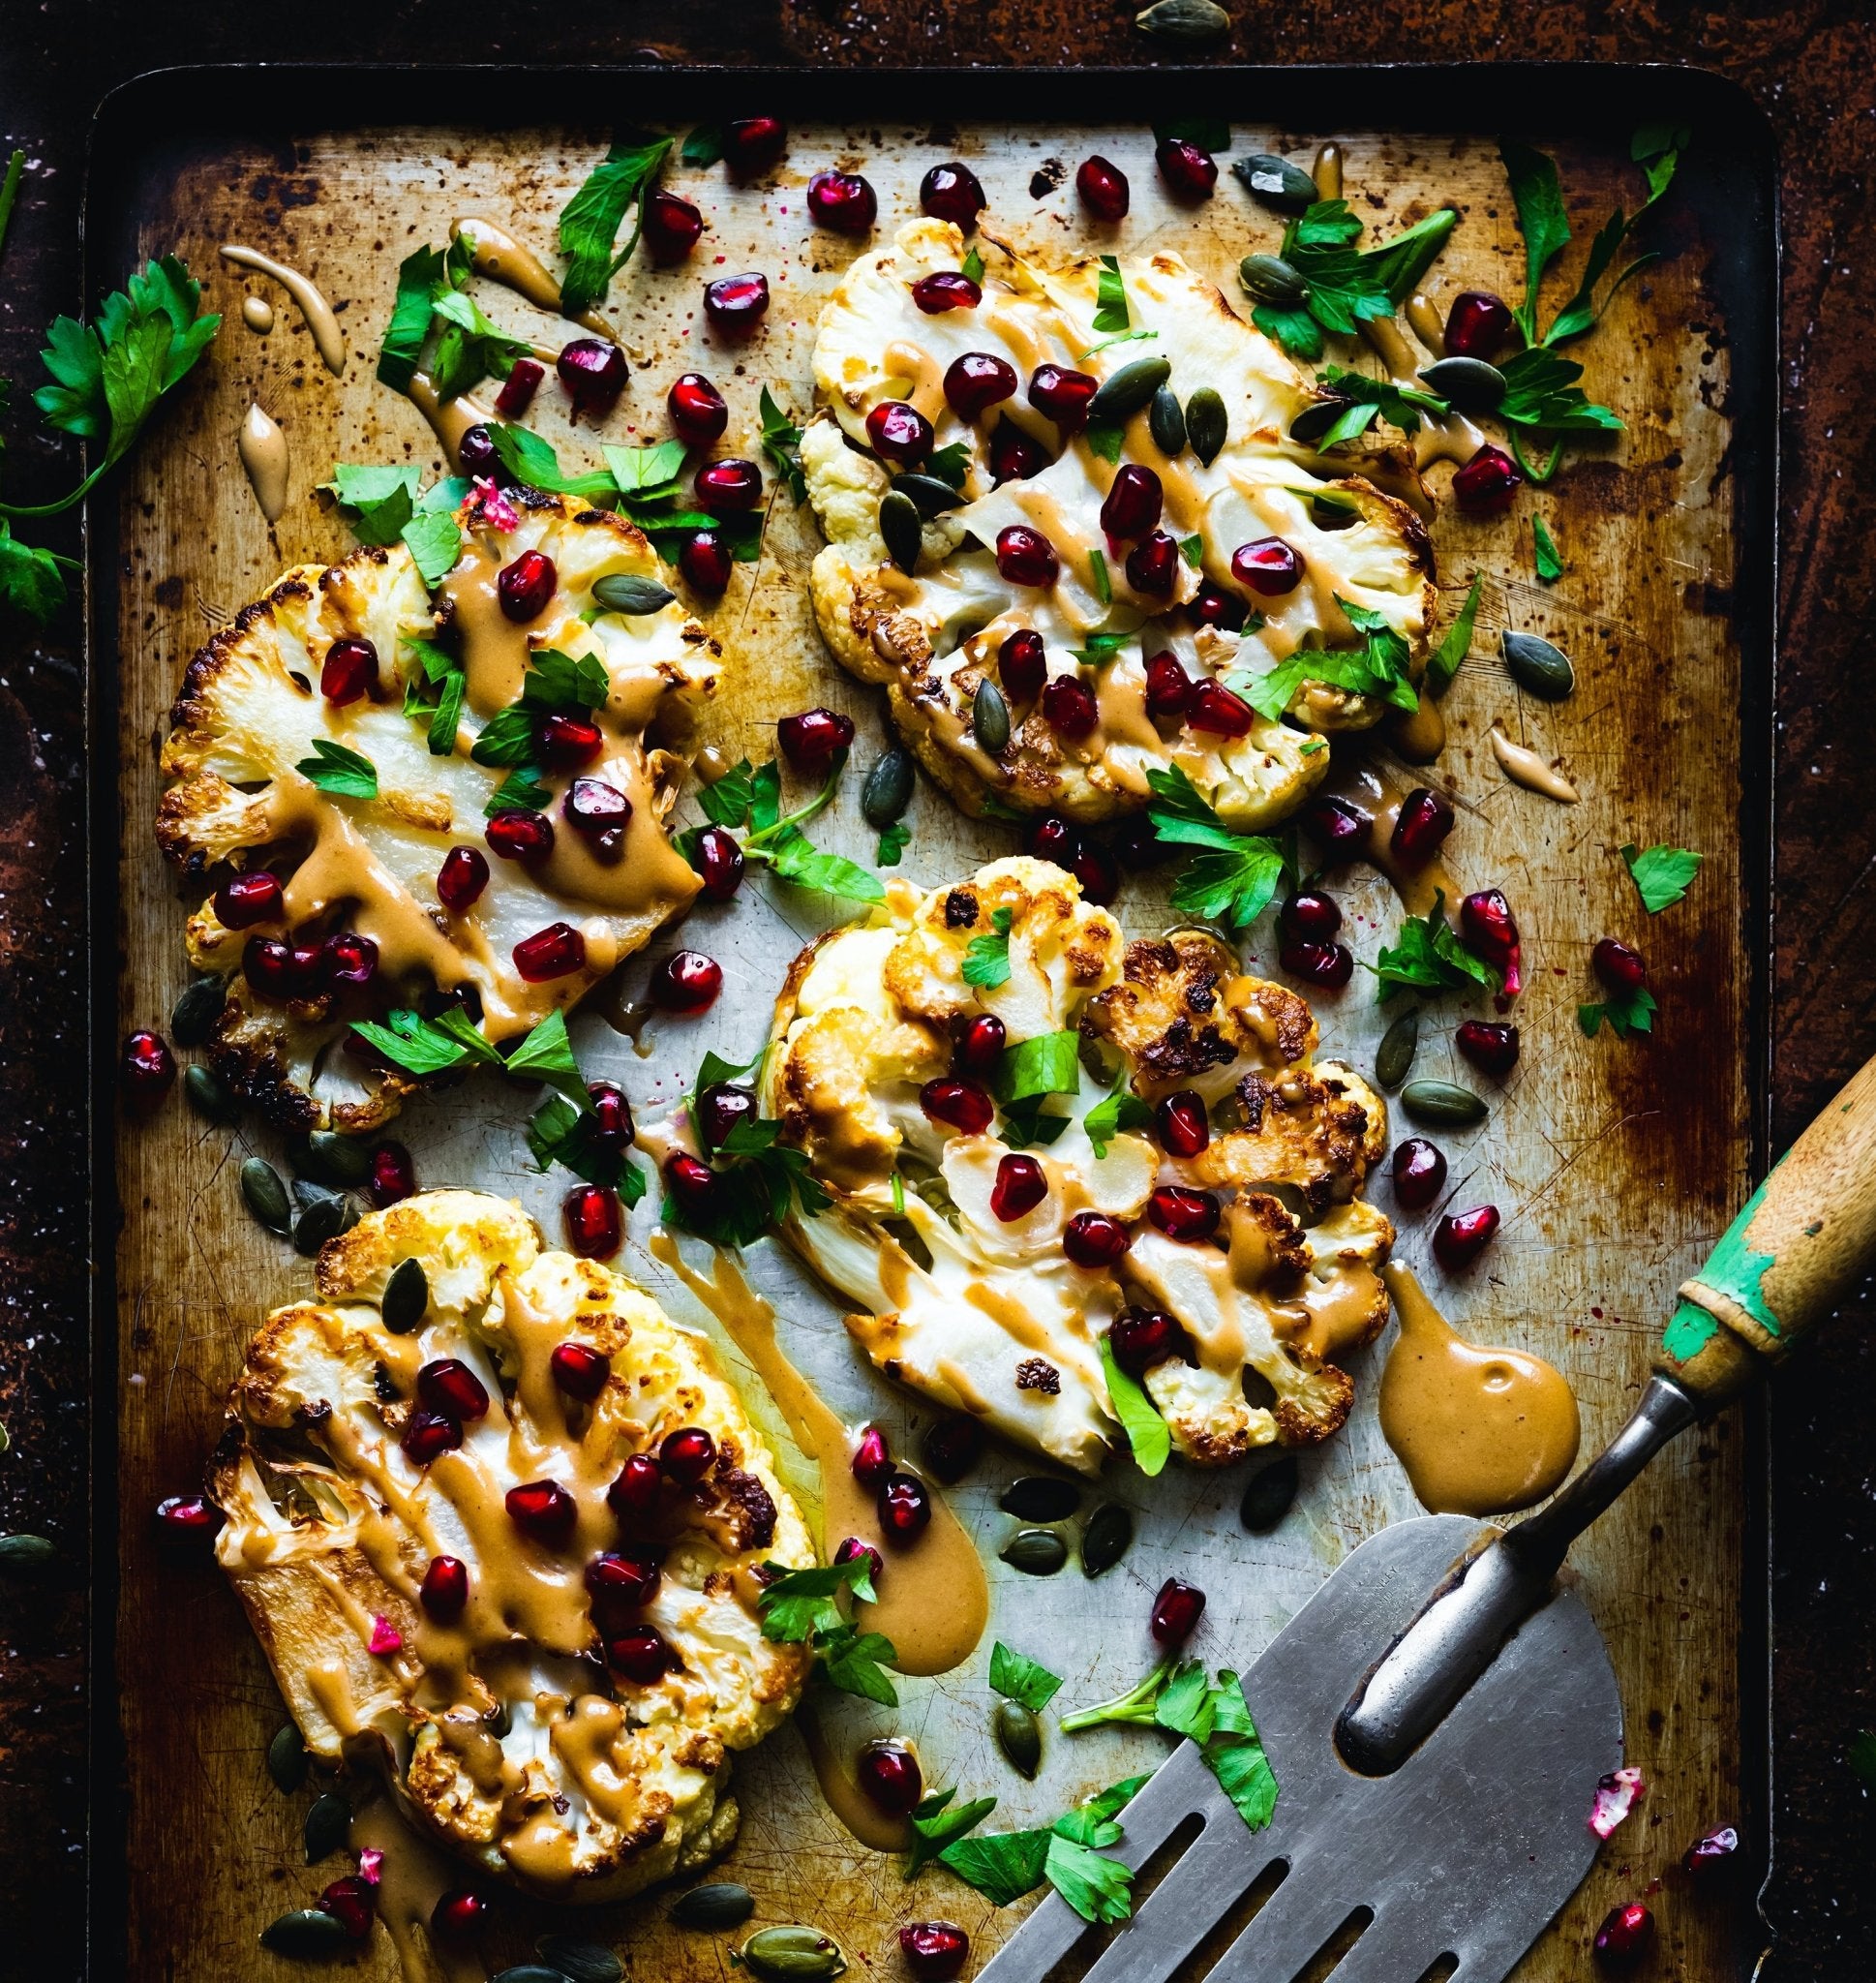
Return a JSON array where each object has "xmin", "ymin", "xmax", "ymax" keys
[
  {"xmin": 237, "ymin": 403, "xmax": 289, "ymax": 521},
  {"xmin": 1378, "ymin": 1265, "xmax": 1580, "ymax": 1516},
  {"xmin": 1491, "ymin": 728, "xmax": 1580, "ymax": 803},
  {"xmin": 241, "ymin": 293, "xmax": 274, "ymax": 334},
  {"xmin": 797, "ymin": 1704, "xmax": 916, "ymax": 1852},
  {"xmin": 350, "ymin": 1795, "xmax": 484, "ymax": 1983},
  {"xmin": 1316, "ymin": 758, "xmax": 1463, "ymax": 918},
  {"xmin": 450, "ymin": 216, "xmax": 620, "ymax": 343},
  {"xmin": 405, "ymin": 371, "xmax": 497, "ymax": 471},
  {"xmin": 220, "ymin": 244, "xmax": 347, "ymax": 375}
]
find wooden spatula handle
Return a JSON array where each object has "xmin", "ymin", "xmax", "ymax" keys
[{"xmin": 1658, "ymin": 1053, "xmax": 1876, "ymax": 1405}]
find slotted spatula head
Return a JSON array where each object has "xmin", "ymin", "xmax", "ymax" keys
[{"xmin": 981, "ymin": 1514, "xmax": 1622, "ymax": 1983}]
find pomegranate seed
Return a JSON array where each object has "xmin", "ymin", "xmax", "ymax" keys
[
  {"xmin": 1231, "ymin": 537, "xmax": 1304, "ymax": 596},
  {"xmin": 1125, "ymin": 530, "xmax": 1180, "ymax": 598},
  {"xmin": 1144, "ymin": 652, "xmax": 1193, "ymax": 720},
  {"xmin": 1151, "ymin": 1576, "xmax": 1207, "ymax": 1644},
  {"xmin": 901, "ymin": 1923, "xmax": 970, "ymax": 1983},
  {"xmin": 1682, "ymin": 1825, "xmax": 1740, "ymax": 1884},
  {"xmin": 122, "ymin": 1029, "xmax": 176, "ymax": 1105},
  {"xmin": 1064, "ymin": 1210, "xmax": 1131, "ymax": 1268},
  {"xmin": 321, "ymin": 930, "xmax": 378, "ymax": 991},
  {"xmin": 431, "ymin": 1889, "xmax": 489, "ymax": 1938},
  {"xmin": 1188, "ymin": 679, "xmax": 1256, "ymax": 737},
  {"xmin": 153, "ymin": 1494, "xmax": 223, "ymax": 1545},
  {"xmin": 808, "ymin": 168, "xmax": 877, "ymax": 235},
  {"xmin": 1190, "ymin": 581, "xmax": 1248, "ymax": 630},
  {"xmin": 487, "ymin": 808, "xmax": 554, "ymax": 863},
  {"xmin": 694, "ymin": 457, "xmax": 763, "ymax": 512},
  {"xmin": 681, "ymin": 529, "xmax": 735, "ymax": 595},
  {"xmin": 437, "ymin": 845, "xmax": 490, "ymax": 910},
  {"xmin": 1593, "ymin": 937, "xmax": 1647, "ymax": 992},
  {"xmin": 1043, "ymin": 673, "xmax": 1098, "ymax": 739},
  {"xmin": 513, "ymin": 922, "xmax": 587, "ymax": 982},
  {"xmin": 215, "ymin": 869, "xmax": 283, "ymax": 929},
  {"xmin": 833, "ymin": 1535, "xmax": 885, "ymax": 1584},
  {"xmin": 1074, "ymin": 843, "xmax": 1119, "ymax": 904},
  {"xmin": 1281, "ymin": 939, "xmax": 1354, "ymax": 988},
  {"xmin": 997, "ymin": 524, "xmax": 1060, "ymax": 588},
  {"xmin": 997, "ymin": 628, "xmax": 1046, "ymax": 702},
  {"xmin": 697, "ymin": 1081, "xmax": 757, "ymax": 1150},
  {"xmin": 685, "ymin": 825, "xmax": 743, "ymax": 906},
  {"xmin": 1027, "ymin": 815, "xmax": 1081, "ymax": 865},
  {"xmin": 609, "ymin": 1452, "xmax": 664, "ymax": 1522},
  {"xmin": 643, "ymin": 188, "xmax": 705, "ymax": 264},
  {"xmin": 420, "ymin": 1555, "xmax": 469, "ymax": 1621},
  {"xmin": 920, "ymin": 1077, "xmax": 995, "ymax": 1137},
  {"xmin": 587, "ymin": 1082, "xmax": 634, "ymax": 1154},
  {"xmin": 506, "ymin": 1480, "xmax": 577, "ymax": 1547},
  {"xmin": 668, "ymin": 373, "xmax": 730, "ymax": 446},
  {"xmin": 704, "ymin": 271, "xmax": 771, "ymax": 330},
  {"xmin": 243, "ymin": 936, "xmax": 317, "ymax": 1003},
  {"xmin": 1460, "ymin": 890, "xmax": 1524, "ymax": 1000},
  {"xmin": 1391, "ymin": 787, "xmax": 1455, "ymax": 867},
  {"xmin": 921, "ymin": 162, "xmax": 985, "ymax": 229},
  {"xmin": 1453, "ymin": 443, "xmax": 1523, "ymax": 516},
  {"xmin": 990, "ymin": 1152, "xmax": 1048, "ymax": 1222},
  {"xmin": 1027, "ymin": 364, "xmax": 1098, "ymax": 434},
  {"xmin": 1148, "ymin": 1186, "xmax": 1220, "ymax": 1242},
  {"xmin": 557, "ymin": 338, "xmax": 628, "ymax": 415},
  {"xmin": 1592, "ymin": 1903, "xmax": 1654, "ymax": 1968},
  {"xmin": 858, "ymin": 1739, "xmax": 923, "ymax": 1814},
  {"xmin": 1108, "ymin": 1307, "xmax": 1188, "ymax": 1376},
  {"xmin": 851, "ymin": 1424, "xmax": 893, "ymax": 1488},
  {"xmin": 369, "ymin": 1141, "xmax": 416, "ymax": 1206},
  {"xmin": 878, "ymin": 1471, "xmax": 931, "ymax": 1543},
  {"xmin": 1101, "ymin": 464, "xmax": 1164, "ymax": 540},
  {"xmin": 319, "ymin": 1876, "xmax": 376, "ymax": 1939},
  {"xmin": 1076, "ymin": 154, "xmax": 1130, "ymax": 221},
  {"xmin": 944, "ymin": 351, "xmax": 1018, "ymax": 421},
  {"xmin": 911, "ymin": 271, "xmax": 981, "ymax": 314},
  {"xmin": 722, "ymin": 117, "xmax": 787, "ymax": 176},
  {"xmin": 494, "ymin": 356, "xmax": 543, "ymax": 419},
  {"xmin": 1456, "ymin": 1020, "xmax": 1520, "ymax": 1078},
  {"xmin": 563, "ymin": 777, "xmax": 631, "ymax": 856},
  {"xmin": 418, "ymin": 1358, "xmax": 490, "ymax": 1423},
  {"xmin": 585, "ymin": 1547, "xmax": 661, "ymax": 1619},
  {"xmin": 663, "ymin": 1152, "xmax": 721, "ymax": 1223},
  {"xmin": 989, "ymin": 417, "xmax": 1050, "ymax": 483},
  {"xmin": 1281, "ymin": 892, "xmax": 1343, "ymax": 940},
  {"xmin": 1157, "ymin": 1089, "xmax": 1210, "ymax": 1158},
  {"xmin": 778, "ymin": 706, "xmax": 857, "ymax": 773},
  {"xmin": 651, "ymin": 949, "xmax": 722, "ymax": 1013},
  {"xmin": 954, "ymin": 1014, "xmax": 1007, "ymax": 1079},
  {"xmin": 1435, "ymin": 1205, "xmax": 1500, "ymax": 1271},
  {"xmin": 498, "ymin": 549, "xmax": 557, "ymax": 621},
  {"xmin": 539, "ymin": 713, "xmax": 604, "ymax": 771},
  {"xmin": 1156, "ymin": 137, "xmax": 1218, "ymax": 200},
  {"xmin": 320, "ymin": 636, "xmax": 378, "ymax": 705},
  {"xmin": 866, "ymin": 398, "xmax": 936, "ymax": 466},
  {"xmin": 610, "ymin": 1626, "xmax": 673, "ymax": 1683},
  {"xmin": 1444, "ymin": 290, "xmax": 1516, "ymax": 360},
  {"xmin": 403, "ymin": 1409, "xmax": 462, "ymax": 1465},
  {"xmin": 1391, "ymin": 1138, "xmax": 1447, "ymax": 1209},
  {"xmin": 922, "ymin": 1416, "xmax": 983, "ymax": 1482},
  {"xmin": 456, "ymin": 424, "xmax": 503, "ymax": 480},
  {"xmin": 661, "ymin": 1425, "xmax": 716, "ymax": 1486},
  {"xmin": 552, "ymin": 1340, "xmax": 612, "ymax": 1403}
]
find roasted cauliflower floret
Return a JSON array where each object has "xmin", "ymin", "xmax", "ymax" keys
[
  {"xmin": 156, "ymin": 491, "xmax": 720, "ymax": 1133},
  {"xmin": 207, "ymin": 1192, "xmax": 813, "ymax": 1905}
]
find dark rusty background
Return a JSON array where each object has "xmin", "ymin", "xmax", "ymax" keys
[{"xmin": 0, "ymin": 2, "xmax": 1870, "ymax": 1977}]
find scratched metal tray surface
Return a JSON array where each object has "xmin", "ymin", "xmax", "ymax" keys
[{"xmin": 88, "ymin": 64, "xmax": 1774, "ymax": 1983}]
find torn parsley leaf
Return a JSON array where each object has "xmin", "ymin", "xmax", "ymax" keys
[
  {"xmin": 962, "ymin": 906, "xmax": 1014, "ymax": 990},
  {"xmin": 527, "ymin": 1090, "xmax": 647, "ymax": 1205},
  {"xmin": 323, "ymin": 463, "xmax": 422, "ymax": 544},
  {"xmin": 1579, "ymin": 984, "xmax": 1656, "ymax": 1040},
  {"xmin": 1252, "ymin": 201, "xmax": 1457, "ymax": 360},
  {"xmin": 0, "ymin": 525, "xmax": 74, "ymax": 623},
  {"xmin": 990, "ymin": 1642, "xmax": 1063, "ymax": 1712},
  {"xmin": 876, "ymin": 820, "xmax": 910, "ymax": 867},
  {"xmin": 1499, "ymin": 137, "xmax": 1574, "ymax": 346},
  {"xmin": 758, "ymin": 385, "xmax": 806, "ymax": 503},
  {"xmin": 295, "ymin": 738, "xmax": 378, "ymax": 801},
  {"xmin": 1425, "ymin": 571, "xmax": 1483, "ymax": 692},
  {"xmin": 961, "ymin": 247, "xmax": 984, "ymax": 286},
  {"xmin": 905, "ymin": 1789, "xmax": 998, "ymax": 1878},
  {"xmin": 1497, "ymin": 346, "xmax": 1621, "ymax": 434},
  {"xmin": 376, "ymin": 242, "xmax": 464, "ymax": 390},
  {"xmin": 1372, "ymin": 892, "xmax": 1495, "ymax": 1001},
  {"xmin": 756, "ymin": 1555, "xmax": 898, "ymax": 1705},
  {"xmin": 1146, "ymin": 766, "xmax": 1290, "ymax": 931},
  {"xmin": 681, "ymin": 125, "xmax": 724, "ymax": 168},
  {"xmin": 1314, "ymin": 365, "xmax": 1451, "ymax": 442},
  {"xmin": 938, "ymin": 1829, "xmax": 1050, "ymax": 1908},
  {"xmin": 426, "ymin": 287, "xmax": 532, "ymax": 402},
  {"xmin": 1233, "ymin": 594, "xmax": 1417, "ymax": 721},
  {"xmin": 925, "ymin": 440, "xmax": 971, "ymax": 489},
  {"xmin": 1093, "ymin": 255, "xmax": 1129, "ymax": 335},
  {"xmin": 1621, "ymin": 840, "xmax": 1702, "ymax": 912},
  {"xmin": 995, "ymin": 1030, "xmax": 1080, "ymax": 1104},
  {"xmin": 559, "ymin": 137, "xmax": 674, "ymax": 316},
  {"xmin": 679, "ymin": 752, "xmax": 882, "ymax": 906},
  {"xmin": 1083, "ymin": 1070, "xmax": 1152, "ymax": 1159},
  {"xmin": 1099, "ymin": 1334, "xmax": 1170, "ymax": 1478},
  {"xmin": 1532, "ymin": 517, "xmax": 1563, "ymax": 582},
  {"xmin": 939, "ymin": 1777, "xmax": 1148, "ymax": 1923},
  {"xmin": 1088, "ymin": 545, "xmax": 1112, "ymax": 606},
  {"xmin": 400, "ymin": 507, "xmax": 464, "ymax": 589},
  {"xmin": 484, "ymin": 422, "xmax": 618, "ymax": 502}
]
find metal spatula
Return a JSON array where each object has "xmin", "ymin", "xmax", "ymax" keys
[{"xmin": 983, "ymin": 1052, "xmax": 1876, "ymax": 1983}]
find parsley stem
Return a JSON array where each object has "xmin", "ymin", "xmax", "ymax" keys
[
  {"xmin": 0, "ymin": 149, "xmax": 24, "ymax": 265},
  {"xmin": 1507, "ymin": 431, "xmax": 1564, "ymax": 484},
  {"xmin": 1059, "ymin": 1658, "xmax": 1174, "ymax": 1733},
  {"xmin": 746, "ymin": 753, "xmax": 847, "ymax": 848},
  {"xmin": 0, "ymin": 457, "xmax": 110, "ymax": 520}
]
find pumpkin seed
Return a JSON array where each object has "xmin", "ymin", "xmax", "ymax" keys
[
  {"xmin": 1135, "ymin": 0, "xmax": 1231, "ymax": 44},
  {"xmin": 861, "ymin": 747, "xmax": 915, "ymax": 827},
  {"xmin": 1231, "ymin": 153, "xmax": 1318, "ymax": 212},
  {"xmin": 491, "ymin": 1970, "xmax": 575, "ymax": 1983},
  {"xmin": 999, "ymin": 1476, "xmax": 1080, "ymax": 1522},
  {"xmin": 1288, "ymin": 398, "xmax": 1352, "ymax": 446},
  {"xmin": 1375, "ymin": 1009, "xmax": 1420, "ymax": 1091},
  {"xmin": 1079, "ymin": 1502, "xmax": 1135, "ymax": 1578},
  {"xmin": 267, "ymin": 1723, "xmax": 309, "ymax": 1793},
  {"xmin": 1185, "ymin": 387, "xmax": 1228, "ymax": 467},
  {"xmin": 536, "ymin": 1936, "xmax": 624, "ymax": 1983},
  {"xmin": 592, "ymin": 572, "xmax": 676, "ymax": 616},
  {"xmin": 670, "ymin": 1881, "xmax": 756, "ymax": 1930},
  {"xmin": 381, "ymin": 1257, "xmax": 428, "ymax": 1334},
  {"xmin": 741, "ymin": 1925, "xmax": 848, "ymax": 1982},
  {"xmin": 259, "ymin": 1908, "xmax": 351, "ymax": 1957},
  {"xmin": 1238, "ymin": 253, "xmax": 1307, "ymax": 310},
  {"xmin": 994, "ymin": 1698, "xmax": 1043, "ymax": 1779},
  {"xmin": 893, "ymin": 472, "xmax": 963, "ymax": 518},
  {"xmin": 0, "ymin": 1534, "xmax": 56, "ymax": 1575},
  {"xmin": 1002, "ymin": 1528, "xmax": 1070, "ymax": 1576},
  {"xmin": 294, "ymin": 1194, "xmax": 358, "ymax": 1258},
  {"xmin": 170, "ymin": 976, "xmax": 224, "ymax": 1048},
  {"xmin": 973, "ymin": 677, "xmax": 1011, "ymax": 755},
  {"xmin": 240, "ymin": 1157, "xmax": 291, "ymax": 1236},
  {"xmin": 303, "ymin": 1790, "xmax": 351, "ymax": 1863},
  {"xmin": 182, "ymin": 1063, "xmax": 237, "ymax": 1123},
  {"xmin": 1417, "ymin": 355, "xmax": 1507, "ymax": 413},
  {"xmin": 1501, "ymin": 630, "xmax": 1575, "ymax": 701},
  {"xmin": 293, "ymin": 1130, "xmax": 372, "ymax": 1188},
  {"xmin": 1087, "ymin": 355, "xmax": 1171, "ymax": 425},
  {"xmin": 1240, "ymin": 1454, "xmax": 1299, "ymax": 1533},
  {"xmin": 1400, "ymin": 1080, "xmax": 1488, "ymax": 1128},
  {"xmin": 1148, "ymin": 384, "xmax": 1187, "ymax": 457},
  {"xmin": 879, "ymin": 488, "xmax": 923, "ymax": 575}
]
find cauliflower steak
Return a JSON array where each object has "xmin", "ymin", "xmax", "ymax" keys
[
  {"xmin": 208, "ymin": 1191, "xmax": 814, "ymax": 1902},
  {"xmin": 761, "ymin": 857, "xmax": 1393, "ymax": 1474}
]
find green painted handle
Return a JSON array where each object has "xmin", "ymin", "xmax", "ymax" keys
[{"xmin": 1658, "ymin": 1054, "xmax": 1876, "ymax": 1404}]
